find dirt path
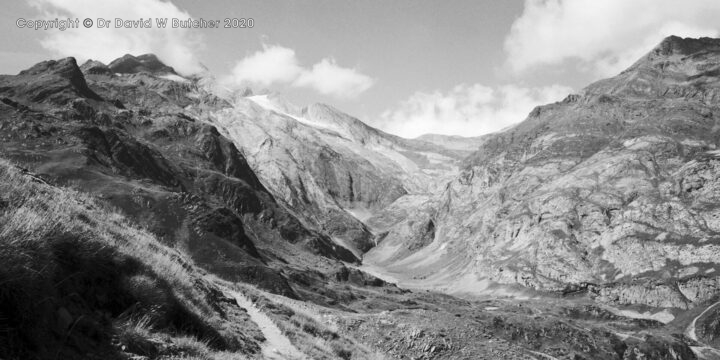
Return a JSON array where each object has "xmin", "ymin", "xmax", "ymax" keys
[{"xmin": 225, "ymin": 288, "xmax": 306, "ymax": 360}]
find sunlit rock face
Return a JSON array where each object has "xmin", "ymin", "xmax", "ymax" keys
[
  {"xmin": 209, "ymin": 92, "xmax": 471, "ymax": 254},
  {"xmin": 365, "ymin": 36, "xmax": 720, "ymax": 308}
]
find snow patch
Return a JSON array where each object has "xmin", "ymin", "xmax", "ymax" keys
[
  {"xmin": 332, "ymin": 237, "xmax": 362, "ymax": 260},
  {"xmin": 248, "ymin": 95, "xmax": 336, "ymax": 131},
  {"xmin": 614, "ymin": 308, "xmax": 675, "ymax": 324},
  {"xmin": 345, "ymin": 207, "xmax": 374, "ymax": 222}
]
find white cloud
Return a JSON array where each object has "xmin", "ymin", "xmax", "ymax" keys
[
  {"xmin": 230, "ymin": 45, "xmax": 302, "ymax": 86},
  {"xmin": 378, "ymin": 84, "xmax": 572, "ymax": 138},
  {"xmin": 505, "ymin": 0, "xmax": 720, "ymax": 77},
  {"xmin": 29, "ymin": 0, "xmax": 203, "ymax": 74},
  {"xmin": 294, "ymin": 58, "xmax": 375, "ymax": 98},
  {"xmin": 227, "ymin": 45, "xmax": 375, "ymax": 98}
]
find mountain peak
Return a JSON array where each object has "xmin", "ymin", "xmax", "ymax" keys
[
  {"xmin": 107, "ymin": 53, "xmax": 176, "ymax": 75},
  {"xmin": 581, "ymin": 35, "xmax": 720, "ymax": 100},
  {"xmin": 80, "ymin": 59, "xmax": 112, "ymax": 75},
  {"xmin": 652, "ymin": 35, "xmax": 720, "ymax": 57},
  {"xmin": 624, "ymin": 35, "xmax": 720, "ymax": 72},
  {"xmin": 12, "ymin": 57, "xmax": 102, "ymax": 102},
  {"xmin": 19, "ymin": 57, "xmax": 80, "ymax": 77}
]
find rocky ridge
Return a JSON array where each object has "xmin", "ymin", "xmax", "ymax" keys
[
  {"xmin": 365, "ymin": 36, "xmax": 720, "ymax": 312},
  {"xmin": 207, "ymin": 92, "xmax": 472, "ymax": 254},
  {"xmin": 0, "ymin": 53, "xmax": 376, "ymax": 301}
]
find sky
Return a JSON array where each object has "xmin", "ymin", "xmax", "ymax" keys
[{"xmin": 2, "ymin": 0, "xmax": 720, "ymax": 138}]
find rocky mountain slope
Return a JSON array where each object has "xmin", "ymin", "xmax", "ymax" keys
[
  {"xmin": 416, "ymin": 133, "xmax": 488, "ymax": 155},
  {"xmin": 0, "ymin": 54, "xmax": 401, "ymax": 359},
  {"xmin": 4, "ymin": 38, "xmax": 720, "ymax": 359},
  {"xmin": 207, "ymin": 92, "xmax": 471, "ymax": 255},
  {"xmin": 365, "ymin": 36, "xmax": 720, "ymax": 312},
  {"xmin": 0, "ymin": 54, "xmax": 366, "ymax": 289},
  {"xmin": 0, "ymin": 158, "xmax": 267, "ymax": 360}
]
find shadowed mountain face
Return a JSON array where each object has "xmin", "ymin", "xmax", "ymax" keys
[
  {"xmin": 108, "ymin": 54, "xmax": 178, "ymax": 75},
  {"xmin": 0, "ymin": 58, "xmax": 103, "ymax": 103},
  {"xmin": 0, "ymin": 54, "xmax": 367, "ymax": 302},
  {"xmin": 5, "ymin": 37, "xmax": 720, "ymax": 359},
  {"xmin": 366, "ymin": 36, "xmax": 720, "ymax": 309}
]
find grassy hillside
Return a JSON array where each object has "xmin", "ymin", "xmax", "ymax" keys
[{"xmin": 0, "ymin": 159, "xmax": 261, "ymax": 360}]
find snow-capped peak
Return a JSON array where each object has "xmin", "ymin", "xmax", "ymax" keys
[{"xmin": 247, "ymin": 94, "xmax": 338, "ymax": 132}]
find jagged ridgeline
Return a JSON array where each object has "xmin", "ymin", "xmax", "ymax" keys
[{"xmin": 3, "ymin": 37, "xmax": 720, "ymax": 359}]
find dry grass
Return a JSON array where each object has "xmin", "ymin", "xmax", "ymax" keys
[
  {"xmin": 0, "ymin": 159, "xmax": 253, "ymax": 359},
  {"xmin": 116, "ymin": 316, "xmax": 251, "ymax": 360},
  {"xmin": 116, "ymin": 315, "xmax": 161, "ymax": 357},
  {"xmin": 0, "ymin": 160, "xmax": 198, "ymax": 292},
  {"xmin": 273, "ymin": 304, "xmax": 379, "ymax": 359}
]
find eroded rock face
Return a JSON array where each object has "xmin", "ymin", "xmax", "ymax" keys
[
  {"xmin": 590, "ymin": 282, "xmax": 692, "ymax": 309},
  {"xmin": 209, "ymin": 94, "xmax": 471, "ymax": 254},
  {"xmin": 365, "ymin": 36, "xmax": 720, "ymax": 308}
]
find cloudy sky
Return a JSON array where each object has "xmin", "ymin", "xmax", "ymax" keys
[{"xmin": 2, "ymin": 0, "xmax": 720, "ymax": 138}]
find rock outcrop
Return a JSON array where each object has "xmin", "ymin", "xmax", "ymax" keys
[
  {"xmin": 365, "ymin": 36, "xmax": 720, "ymax": 309},
  {"xmin": 208, "ymin": 93, "xmax": 472, "ymax": 254},
  {"xmin": 0, "ymin": 57, "xmax": 102, "ymax": 103}
]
